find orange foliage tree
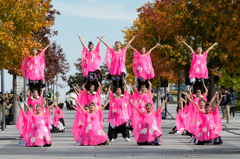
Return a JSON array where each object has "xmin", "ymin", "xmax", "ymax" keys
[{"xmin": 123, "ymin": 0, "xmax": 240, "ymax": 98}]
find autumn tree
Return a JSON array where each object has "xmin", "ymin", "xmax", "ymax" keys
[{"xmin": 123, "ymin": 0, "xmax": 240, "ymax": 101}]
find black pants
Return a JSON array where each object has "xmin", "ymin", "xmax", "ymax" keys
[
  {"xmin": 230, "ymin": 107, "xmax": 235, "ymax": 117},
  {"xmin": 59, "ymin": 118, "xmax": 65, "ymax": 127},
  {"xmin": 108, "ymin": 123, "xmax": 130, "ymax": 140}
]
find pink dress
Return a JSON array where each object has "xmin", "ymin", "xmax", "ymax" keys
[
  {"xmin": 192, "ymin": 94, "xmax": 207, "ymax": 104},
  {"xmin": 104, "ymin": 46, "xmax": 127, "ymax": 75},
  {"xmin": 108, "ymin": 92, "xmax": 131, "ymax": 127},
  {"xmin": 25, "ymin": 111, "xmax": 51, "ymax": 147},
  {"xmin": 16, "ymin": 108, "xmax": 27, "ymax": 137},
  {"xmin": 21, "ymin": 50, "xmax": 45, "ymax": 80},
  {"xmin": 132, "ymin": 50, "xmax": 155, "ymax": 80},
  {"xmin": 27, "ymin": 95, "xmax": 43, "ymax": 114},
  {"xmin": 175, "ymin": 109, "xmax": 187, "ymax": 133},
  {"xmin": 53, "ymin": 107, "xmax": 65, "ymax": 127},
  {"xmin": 79, "ymin": 110, "xmax": 108, "ymax": 146},
  {"xmin": 131, "ymin": 90, "xmax": 154, "ymax": 131},
  {"xmin": 44, "ymin": 107, "xmax": 53, "ymax": 125},
  {"xmin": 81, "ymin": 42, "xmax": 101, "ymax": 77},
  {"xmin": 189, "ymin": 52, "xmax": 208, "ymax": 79},
  {"xmin": 80, "ymin": 89, "xmax": 101, "ymax": 109},
  {"xmin": 194, "ymin": 106, "xmax": 222, "ymax": 141},
  {"xmin": 132, "ymin": 107, "xmax": 162, "ymax": 143}
]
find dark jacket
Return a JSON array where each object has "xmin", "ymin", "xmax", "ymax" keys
[
  {"xmin": 223, "ymin": 92, "xmax": 231, "ymax": 106},
  {"xmin": 219, "ymin": 91, "xmax": 225, "ymax": 106}
]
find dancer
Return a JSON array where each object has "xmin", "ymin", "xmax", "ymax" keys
[
  {"xmin": 27, "ymin": 88, "xmax": 44, "ymax": 114},
  {"xmin": 21, "ymin": 44, "xmax": 50, "ymax": 94},
  {"xmin": 78, "ymin": 35, "xmax": 105, "ymax": 86},
  {"xmin": 183, "ymin": 92, "xmax": 223, "ymax": 145},
  {"xmin": 128, "ymin": 96, "xmax": 169, "ymax": 145},
  {"xmin": 71, "ymin": 97, "xmax": 112, "ymax": 146},
  {"xmin": 53, "ymin": 103, "xmax": 65, "ymax": 132},
  {"xmin": 175, "ymin": 98, "xmax": 187, "ymax": 134},
  {"xmin": 21, "ymin": 96, "xmax": 58, "ymax": 147},
  {"xmin": 181, "ymin": 41, "xmax": 218, "ymax": 83},
  {"xmin": 16, "ymin": 97, "xmax": 33, "ymax": 146},
  {"xmin": 97, "ymin": 35, "xmax": 137, "ymax": 87},
  {"xmin": 107, "ymin": 81, "xmax": 132, "ymax": 142},
  {"xmin": 130, "ymin": 43, "xmax": 160, "ymax": 87},
  {"xmin": 189, "ymin": 80, "xmax": 208, "ymax": 103}
]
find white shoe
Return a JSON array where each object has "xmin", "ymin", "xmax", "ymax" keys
[
  {"xmin": 175, "ymin": 131, "xmax": 182, "ymax": 135},
  {"xmin": 232, "ymin": 118, "xmax": 235, "ymax": 120},
  {"xmin": 125, "ymin": 138, "xmax": 131, "ymax": 142},
  {"xmin": 110, "ymin": 139, "xmax": 115, "ymax": 142},
  {"xmin": 77, "ymin": 141, "xmax": 81, "ymax": 146},
  {"xmin": 129, "ymin": 130, "xmax": 131, "ymax": 134}
]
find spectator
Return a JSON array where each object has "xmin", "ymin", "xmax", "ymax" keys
[
  {"xmin": 0, "ymin": 93, "xmax": 3, "ymax": 129},
  {"xmin": 160, "ymin": 92, "xmax": 164, "ymax": 103},
  {"xmin": 229, "ymin": 87, "xmax": 236, "ymax": 119},
  {"xmin": 47, "ymin": 89, "xmax": 53, "ymax": 102},
  {"xmin": 65, "ymin": 92, "xmax": 70, "ymax": 110},
  {"xmin": 69, "ymin": 89, "xmax": 77, "ymax": 110},
  {"xmin": 222, "ymin": 88, "xmax": 231, "ymax": 124},
  {"xmin": 4, "ymin": 98, "xmax": 13, "ymax": 125},
  {"xmin": 219, "ymin": 86, "xmax": 226, "ymax": 119}
]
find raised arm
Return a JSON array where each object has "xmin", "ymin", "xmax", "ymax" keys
[
  {"xmin": 77, "ymin": 35, "xmax": 85, "ymax": 47},
  {"xmin": 126, "ymin": 35, "xmax": 137, "ymax": 49},
  {"xmin": 40, "ymin": 88, "xmax": 44, "ymax": 97},
  {"xmin": 127, "ymin": 99, "xmax": 142, "ymax": 115},
  {"xmin": 97, "ymin": 36, "xmax": 110, "ymax": 48},
  {"xmin": 179, "ymin": 98, "xmax": 184, "ymax": 110},
  {"xmin": 26, "ymin": 88, "xmax": 30, "ymax": 97},
  {"xmin": 70, "ymin": 97, "xmax": 86, "ymax": 113},
  {"xmin": 148, "ymin": 80, "xmax": 152, "ymax": 93},
  {"xmin": 148, "ymin": 43, "xmax": 160, "ymax": 54},
  {"xmin": 108, "ymin": 82, "xmax": 112, "ymax": 93},
  {"xmin": 189, "ymin": 84, "xmax": 194, "ymax": 96},
  {"xmin": 17, "ymin": 97, "xmax": 23, "ymax": 110},
  {"xmin": 182, "ymin": 92, "xmax": 198, "ymax": 107},
  {"xmin": 48, "ymin": 96, "xmax": 59, "ymax": 111},
  {"xmin": 97, "ymin": 81, "xmax": 102, "ymax": 91},
  {"xmin": 73, "ymin": 86, "xmax": 79, "ymax": 94},
  {"xmin": 206, "ymin": 42, "xmax": 218, "ymax": 53},
  {"xmin": 209, "ymin": 91, "xmax": 218, "ymax": 105},
  {"xmin": 101, "ymin": 98, "xmax": 112, "ymax": 111},
  {"xmin": 216, "ymin": 94, "xmax": 224, "ymax": 107},
  {"xmin": 181, "ymin": 41, "xmax": 194, "ymax": 54},
  {"xmin": 202, "ymin": 80, "xmax": 208, "ymax": 97},
  {"xmin": 159, "ymin": 96, "xmax": 169, "ymax": 109},
  {"xmin": 43, "ymin": 44, "xmax": 51, "ymax": 50},
  {"xmin": 21, "ymin": 96, "xmax": 31, "ymax": 110},
  {"xmin": 82, "ymin": 79, "xmax": 88, "ymax": 90}
]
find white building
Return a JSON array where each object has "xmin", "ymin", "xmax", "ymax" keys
[{"xmin": 16, "ymin": 76, "xmax": 25, "ymax": 95}]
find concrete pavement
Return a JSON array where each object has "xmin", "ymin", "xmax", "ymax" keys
[{"xmin": 0, "ymin": 104, "xmax": 240, "ymax": 159}]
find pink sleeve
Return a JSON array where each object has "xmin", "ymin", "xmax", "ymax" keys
[
  {"xmin": 94, "ymin": 41, "xmax": 101, "ymax": 56},
  {"xmin": 132, "ymin": 50, "xmax": 141, "ymax": 77},
  {"xmin": 203, "ymin": 51, "xmax": 208, "ymax": 56},
  {"xmin": 104, "ymin": 46, "xmax": 114, "ymax": 70}
]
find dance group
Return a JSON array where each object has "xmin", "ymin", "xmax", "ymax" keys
[{"xmin": 16, "ymin": 34, "xmax": 222, "ymax": 147}]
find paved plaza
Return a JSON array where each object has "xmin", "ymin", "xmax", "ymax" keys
[{"xmin": 0, "ymin": 104, "xmax": 240, "ymax": 159}]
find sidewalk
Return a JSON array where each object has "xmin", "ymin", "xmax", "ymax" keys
[{"xmin": 0, "ymin": 107, "xmax": 240, "ymax": 159}]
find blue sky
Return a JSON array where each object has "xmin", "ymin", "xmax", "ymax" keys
[{"xmin": 1, "ymin": 0, "xmax": 150, "ymax": 98}]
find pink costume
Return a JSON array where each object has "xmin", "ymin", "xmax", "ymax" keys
[
  {"xmin": 131, "ymin": 106, "xmax": 162, "ymax": 144},
  {"xmin": 16, "ymin": 109, "xmax": 33, "ymax": 142},
  {"xmin": 24, "ymin": 111, "xmax": 51, "ymax": 147},
  {"xmin": 131, "ymin": 90, "xmax": 154, "ymax": 131},
  {"xmin": 21, "ymin": 50, "xmax": 45, "ymax": 81},
  {"xmin": 194, "ymin": 106, "xmax": 222, "ymax": 142},
  {"xmin": 175, "ymin": 109, "xmax": 187, "ymax": 133},
  {"xmin": 27, "ymin": 95, "xmax": 43, "ymax": 114},
  {"xmin": 189, "ymin": 52, "xmax": 208, "ymax": 81},
  {"xmin": 74, "ymin": 109, "xmax": 108, "ymax": 146},
  {"xmin": 44, "ymin": 107, "xmax": 53, "ymax": 125},
  {"xmin": 53, "ymin": 107, "xmax": 65, "ymax": 127},
  {"xmin": 80, "ymin": 89, "xmax": 101, "ymax": 110},
  {"xmin": 132, "ymin": 49, "xmax": 155, "ymax": 80},
  {"xmin": 108, "ymin": 92, "xmax": 131, "ymax": 127},
  {"xmin": 81, "ymin": 42, "xmax": 101, "ymax": 77},
  {"xmin": 192, "ymin": 94, "xmax": 207, "ymax": 104},
  {"xmin": 105, "ymin": 46, "xmax": 127, "ymax": 76}
]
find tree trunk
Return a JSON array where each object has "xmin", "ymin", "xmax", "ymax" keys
[
  {"xmin": 157, "ymin": 86, "xmax": 160, "ymax": 110},
  {"xmin": 177, "ymin": 70, "xmax": 182, "ymax": 106},
  {"xmin": 12, "ymin": 75, "xmax": 18, "ymax": 124}
]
